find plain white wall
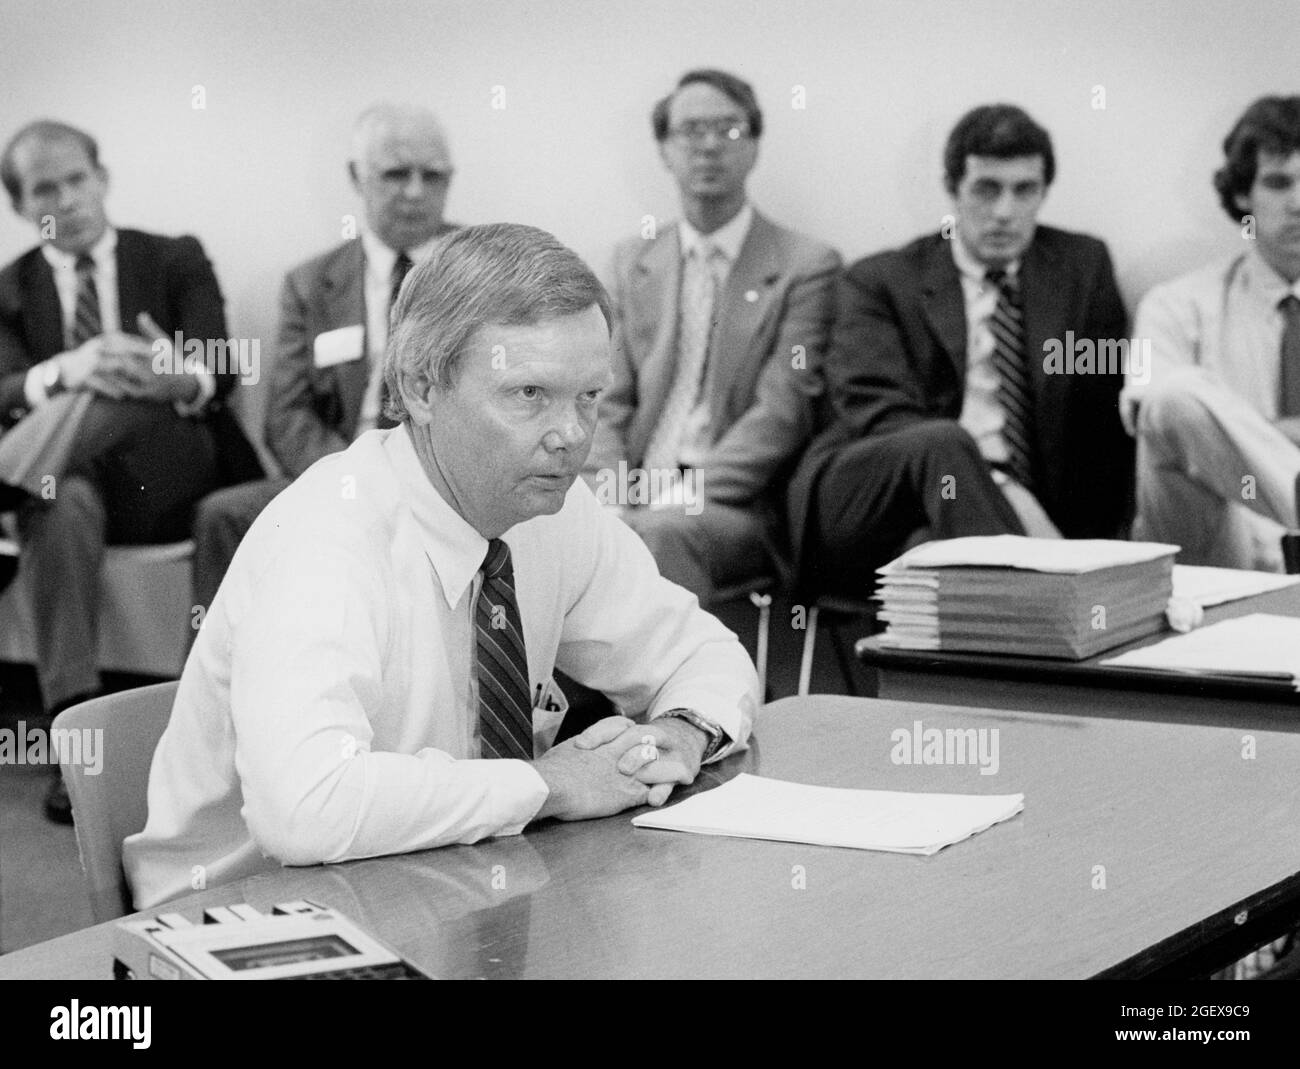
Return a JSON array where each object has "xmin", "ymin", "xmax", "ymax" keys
[{"xmin": 2, "ymin": 0, "xmax": 1296, "ymax": 436}]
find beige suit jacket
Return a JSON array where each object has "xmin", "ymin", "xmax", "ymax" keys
[{"xmin": 587, "ymin": 211, "xmax": 839, "ymax": 507}]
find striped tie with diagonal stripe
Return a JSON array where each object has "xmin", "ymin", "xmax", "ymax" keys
[
  {"xmin": 70, "ymin": 253, "xmax": 101, "ymax": 348},
  {"xmin": 986, "ymin": 268, "xmax": 1036, "ymax": 490},
  {"xmin": 642, "ymin": 242, "xmax": 723, "ymax": 475},
  {"xmin": 475, "ymin": 538, "xmax": 534, "ymax": 761}
]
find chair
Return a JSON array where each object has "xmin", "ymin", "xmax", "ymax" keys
[
  {"xmin": 53, "ymin": 680, "xmax": 178, "ymax": 922},
  {"xmin": 0, "ymin": 540, "xmax": 194, "ymax": 677},
  {"xmin": 708, "ymin": 575, "xmax": 776, "ymax": 697},
  {"xmin": 796, "ymin": 592, "xmax": 879, "ymax": 697},
  {"xmin": 793, "ymin": 525, "xmax": 940, "ymax": 695}
]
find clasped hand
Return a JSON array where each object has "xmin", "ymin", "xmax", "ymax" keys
[
  {"xmin": 58, "ymin": 313, "xmax": 198, "ymax": 404},
  {"xmin": 532, "ymin": 715, "xmax": 707, "ymax": 822}
]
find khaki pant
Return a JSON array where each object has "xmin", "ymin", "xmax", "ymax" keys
[{"xmin": 1133, "ymin": 366, "xmax": 1300, "ymax": 570}]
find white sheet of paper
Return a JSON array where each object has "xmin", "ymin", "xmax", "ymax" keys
[
  {"xmin": 1100, "ymin": 613, "xmax": 1300, "ymax": 688},
  {"xmin": 632, "ymin": 773, "xmax": 1024, "ymax": 855},
  {"xmin": 878, "ymin": 535, "xmax": 1178, "ymax": 575},
  {"xmin": 312, "ymin": 324, "xmax": 365, "ymax": 368},
  {"xmin": 1170, "ymin": 565, "xmax": 1300, "ymax": 608}
]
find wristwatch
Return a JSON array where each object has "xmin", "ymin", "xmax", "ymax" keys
[
  {"xmin": 41, "ymin": 360, "xmax": 65, "ymax": 398},
  {"xmin": 660, "ymin": 708, "xmax": 728, "ymax": 762}
]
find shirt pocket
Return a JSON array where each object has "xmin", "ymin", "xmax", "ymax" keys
[{"xmin": 532, "ymin": 676, "xmax": 570, "ymax": 753}]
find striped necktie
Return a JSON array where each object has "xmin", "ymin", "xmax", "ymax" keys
[
  {"xmin": 643, "ymin": 242, "xmax": 723, "ymax": 474},
  {"xmin": 986, "ymin": 268, "xmax": 1036, "ymax": 489},
  {"xmin": 1279, "ymin": 295, "xmax": 1300, "ymax": 418},
  {"xmin": 70, "ymin": 253, "xmax": 101, "ymax": 348},
  {"xmin": 475, "ymin": 538, "xmax": 534, "ymax": 761},
  {"xmin": 375, "ymin": 251, "xmax": 412, "ymax": 430},
  {"xmin": 390, "ymin": 250, "xmax": 414, "ymax": 308}
]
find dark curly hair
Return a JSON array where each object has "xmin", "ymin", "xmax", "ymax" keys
[{"xmin": 1213, "ymin": 96, "xmax": 1300, "ymax": 222}]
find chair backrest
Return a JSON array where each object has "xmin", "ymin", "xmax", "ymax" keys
[{"xmin": 53, "ymin": 681, "xmax": 178, "ymax": 923}]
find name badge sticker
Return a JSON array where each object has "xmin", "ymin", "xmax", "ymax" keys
[{"xmin": 312, "ymin": 324, "xmax": 365, "ymax": 368}]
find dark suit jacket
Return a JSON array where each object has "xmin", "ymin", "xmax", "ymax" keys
[
  {"xmin": 586, "ymin": 212, "xmax": 840, "ymax": 511},
  {"xmin": 788, "ymin": 225, "xmax": 1132, "ymax": 558},
  {"xmin": 0, "ymin": 228, "xmax": 261, "ymax": 485}
]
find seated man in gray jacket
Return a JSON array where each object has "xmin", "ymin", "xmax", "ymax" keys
[
  {"xmin": 584, "ymin": 69, "xmax": 839, "ymax": 602},
  {"xmin": 191, "ymin": 101, "xmax": 455, "ymax": 614}
]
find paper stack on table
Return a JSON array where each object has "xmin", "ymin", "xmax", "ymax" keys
[
  {"xmin": 1170, "ymin": 565, "xmax": 1300, "ymax": 608},
  {"xmin": 874, "ymin": 535, "xmax": 1178, "ymax": 659},
  {"xmin": 1100, "ymin": 613, "xmax": 1300, "ymax": 689},
  {"xmin": 632, "ymin": 773, "xmax": 1024, "ymax": 855}
]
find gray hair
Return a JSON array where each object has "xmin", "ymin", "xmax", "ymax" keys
[
  {"xmin": 384, "ymin": 223, "xmax": 611, "ymax": 420},
  {"xmin": 350, "ymin": 101, "xmax": 452, "ymax": 173}
]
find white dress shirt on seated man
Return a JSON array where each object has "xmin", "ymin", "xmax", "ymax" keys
[
  {"xmin": 1122, "ymin": 249, "xmax": 1300, "ymax": 569},
  {"xmin": 124, "ymin": 425, "xmax": 757, "ymax": 909}
]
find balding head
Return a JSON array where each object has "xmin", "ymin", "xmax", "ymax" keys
[
  {"xmin": 1, "ymin": 120, "xmax": 109, "ymax": 252},
  {"xmin": 348, "ymin": 102, "xmax": 454, "ymax": 252}
]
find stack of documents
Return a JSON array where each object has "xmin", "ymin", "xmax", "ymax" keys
[
  {"xmin": 1171, "ymin": 565, "xmax": 1300, "ymax": 608},
  {"xmin": 1101, "ymin": 613, "xmax": 1300, "ymax": 689},
  {"xmin": 875, "ymin": 535, "xmax": 1178, "ymax": 659},
  {"xmin": 632, "ymin": 774, "xmax": 1024, "ymax": 855}
]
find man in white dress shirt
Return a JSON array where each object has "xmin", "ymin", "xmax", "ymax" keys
[
  {"xmin": 125, "ymin": 223, "xmax": 758, "ymax": 908},
  {"xmin": 1123, "ymin": 95, "xmax": 1300, "ymax": 569}
]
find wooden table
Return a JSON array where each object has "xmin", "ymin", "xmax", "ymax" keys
[
  {"xmin": 2, "ymin": 695, "xmax": 1298, "ymax": 979},
  {"xmin": 861, "ymin": 583, "xmax": 1300, "ymax": 730}
]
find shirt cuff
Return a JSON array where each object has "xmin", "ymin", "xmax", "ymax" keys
[
  {"xmin": 23, "ymin": 363, "xmax": 49, "ymax": 408},
  {"xmin": 486, "ymin": 758, "xmax": 551, "ymax": 836},
  {"xmin": 173, "ymin": 366, "xmax": 216, "ymax": 416}
]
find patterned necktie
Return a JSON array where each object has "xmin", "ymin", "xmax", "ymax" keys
[
  {"xmin": 986, "ymin": 268, "xmax": 1036, "ymax": 489},
  {"xmin": 1279, "ymin": 295, "xmax": 1300, "ymax": 418},
  {"xmin": 69, "ymin": 253, "xmax": 101, "ymax": 348},
  {"xmin": 390, "ymin": 251, "xmax": 414, "ymax": 309},
  {"xmin": 475, "ymin": 539, "xmax": 534, "ymax": 761},
  {"xmin": 643, "ymin": 242, "xmax": 723, "ymax": 474},
  {"xmin": 376, "ymin": 251, "xmax": 413, "ymax": 429}
]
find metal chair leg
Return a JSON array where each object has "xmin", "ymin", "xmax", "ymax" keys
[
  {"xmin": 797, "ymin": 605, "xmax": 819, "ymax": 696},
  {"xmin": 829, "ymin": 618, "xmax": 865, "ymax": 697},
  {"xmin": 749, "ymin": 589, "xmax": 772, "ymax": 698}
]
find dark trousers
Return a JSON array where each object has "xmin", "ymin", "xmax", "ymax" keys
[
  {"xmin": 12, "ymin": 398, "xmax": 219, "ymax": 708},
  {"xmin": 804, "ymin": 419, "xmax": 1024, "ymax": 598}
]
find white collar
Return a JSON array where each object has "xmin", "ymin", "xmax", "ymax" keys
[
  {"xmin": 951, "ymin": 230, "xmax": 1020, "ymax": 285},
  {"xmin": 1243, "ymin": 247, "xmax": 1300, "ymax": 303},
  {"xmin": 361, "ymin": 227, "xmax": 447, "ymax": 278},
  {"xmin": 678, "ymin": 203, "xmax": 754, "ymax": 264},
  {"xmin": 385, "ymin": 425, "xmax": 490, "ymax": 611},
  {"xmin": 42, "ymin": 227, "xmax": 117, "ymax": 271}
]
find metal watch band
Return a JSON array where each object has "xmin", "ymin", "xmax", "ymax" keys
[{"xmin": 661, "ymin": 708, "xmax": 727, "ymax": 762}]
